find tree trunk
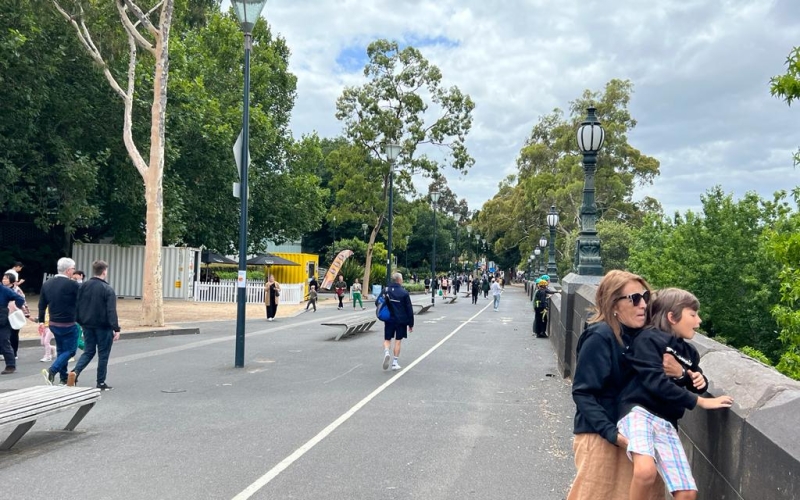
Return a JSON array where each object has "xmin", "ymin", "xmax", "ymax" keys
[
  {"xmin": 141, "ymin": 2, "xmax": 173, "ymax": 326},
  {"xmin": 362, "ymin": 214, "xmax": 384, "ymax": 298}
]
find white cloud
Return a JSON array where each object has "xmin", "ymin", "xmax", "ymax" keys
[{"xmin": 260, "ymin": 0, "xmax": 800, "ymax": 215}]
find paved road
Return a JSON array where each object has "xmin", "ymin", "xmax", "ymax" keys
[{"xmin": 0, "ymin": 285, "xmax": 576, "ymax": 499}]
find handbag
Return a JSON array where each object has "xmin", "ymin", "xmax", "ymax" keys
[{"xmin": 8, "ymin": 309, "xmax": 26, "ymax": 330}]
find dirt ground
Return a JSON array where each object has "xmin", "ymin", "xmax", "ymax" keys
[{"xmin": 17, "ymin": 294, "xmax": 335, "ymax": 339}]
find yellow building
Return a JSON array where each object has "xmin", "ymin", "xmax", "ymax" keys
[{"xmin": 264, "ymin": 252, "xmax": 319, "ymax": 295}]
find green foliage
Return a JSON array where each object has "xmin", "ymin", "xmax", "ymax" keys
[
  {"xmin": 338, "ymin": 258, "xmax": 365, "ymax": 285},
  {"xmin": 740, "ymin": 347, "xmax": 772, "ymax": 366},
  {"xmin": 370, "ymin": 264, "xmax": 387, "ymax": 288},
  {"xmin": 333, "ymin": 39, "xmax": 474, "ymax": 289},
  {"xmin": 764, "ymin": 187, "xmax": 800, "ymax": 379},
  {"xmin": 628, "ymin": 187, "xmax": 787, "ymax": 360},
  {"xmin": 215, "ymin": 269, "xmax": 265, "ymax": 281},
  {"xmin": 596, "ymin": 219, "xmax": 634, "ymax": 272},
  {"xmin": 404, "ymin": 283, "xmax": 425, "ymax": 292},
  {"xmin": 770, "ymin": 46, "xmax": 800, "ymax": 165}
]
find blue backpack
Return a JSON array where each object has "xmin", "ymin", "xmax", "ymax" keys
[{"xmin": 375, "ymin": 289, "xmax": 393, "ymax": 322}]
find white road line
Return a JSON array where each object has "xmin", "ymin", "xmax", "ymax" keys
[{"xmin": 231, "ymin": 300, "xmax": 494, "ymax": 500}]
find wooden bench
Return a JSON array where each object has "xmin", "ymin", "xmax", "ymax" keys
[
  {"xmin": 0, "ymin": 385, "xmax": 101, "ymax": 450},
  {"xmin": 321, "ymin": 313, "xmax": 377, "ymax": 341},
  {"xmin": 445, "ymin": 295, "xmax": 457, "ymax": 304}
]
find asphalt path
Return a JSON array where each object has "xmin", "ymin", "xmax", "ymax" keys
[{"xmin": 0, "ymin": 285, "xmax": 576, "ymax": 500}]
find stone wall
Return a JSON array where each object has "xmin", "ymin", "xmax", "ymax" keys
[{"xmin": 540, "ymin": 275, "xmax": 800, "ymax": 500}]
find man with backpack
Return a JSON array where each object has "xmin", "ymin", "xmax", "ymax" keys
[{"xmin": 377, "ymin": 272, "xmax": 414, "ymax": 371}]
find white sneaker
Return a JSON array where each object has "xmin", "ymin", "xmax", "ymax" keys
[
  {"xmin": 391, "ymin": 362, "xmax": 402, "ymax": 371},
  {"xmin": 382, "ymin": 350, "xmax": 392, "ymax": 370},
  {"xmin": 40, "ymin": 357, "xmax": 52, "ymax": 362}
]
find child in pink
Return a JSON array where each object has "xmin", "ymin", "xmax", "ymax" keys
[{"xmin": 39, "ymin": 308, "xmax": 56, "ymax": 362}]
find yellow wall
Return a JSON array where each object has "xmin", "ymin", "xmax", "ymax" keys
[{"xmin": 262, "ymin": 253, "xmax": 318, "ymax": 294}]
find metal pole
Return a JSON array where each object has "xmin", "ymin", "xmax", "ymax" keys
[
  {"xmin": 386, "ymin": 165, "xmax": 394, "ymax": 287},
  {"xmin": 548, "ymin": 224, "xmax": 559, "ymax": 283},
  {"xmin": 431, "ymin": 204, "xmax": 437, "ymax": 306},
  {"xmin": 235, "ymin": 32, "xmax": 252, "ymax": 368}
]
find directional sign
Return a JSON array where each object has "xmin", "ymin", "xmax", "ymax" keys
[{"xmin": 233, "ymin": 129, "xmax": 250, "ymax": 180}]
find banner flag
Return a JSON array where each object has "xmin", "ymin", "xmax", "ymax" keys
[{"xmin": 321, "ymin": 250, "xmax": 354, "ymax": 290}]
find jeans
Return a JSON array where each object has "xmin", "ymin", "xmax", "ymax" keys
[
  {"xmin": 493, "ymin": 295, "xmax": 501, "ymax": 310},
  {"xmin": 73, "ymin": 327, "xmax": 114, "ymax": 385},
  {"xmin": 50, "ymin": 325, "xmax": 79, "ymax": 382}
]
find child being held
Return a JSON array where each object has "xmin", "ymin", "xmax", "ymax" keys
[{"xmin": 617, "ymin": 288, "xmax": 733, "ymax": 500}]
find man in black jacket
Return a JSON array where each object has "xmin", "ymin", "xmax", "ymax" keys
[
  {"xmin": 68, "ymin": 260, "xmax": 120, "ymax": 390},
  {"xmin": 39, "ymin": 257, "xmax": 80, "ymax": 385},
  {"xmin": 379, "ymin": 272, "xmax": 414, "ymax": 371}
]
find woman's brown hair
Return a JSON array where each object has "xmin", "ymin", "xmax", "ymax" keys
[
  {"xmin": 647, "ymin": 288, "xmax": 700, "ymax": 336},
  {"xmin": 587, "ymin": 269, "xmax": 652, "ymax": 341}
]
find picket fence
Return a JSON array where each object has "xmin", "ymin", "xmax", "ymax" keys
[{"xmin": 193, "ymin": 280, "xmax": 304, "ymax": 304}]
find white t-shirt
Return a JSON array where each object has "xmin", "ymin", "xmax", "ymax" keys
[
  {"xmin": 4, "ymin": 269, "xmax": 18, "ymax": 281},
  {"xmin": 491, "ymin": 281, "xmax": 502, "ymax": 296}
]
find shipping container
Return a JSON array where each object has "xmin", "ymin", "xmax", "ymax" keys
[{"xmin": 71, "ymin": 243, "xmax": 199, "ymax": 299}]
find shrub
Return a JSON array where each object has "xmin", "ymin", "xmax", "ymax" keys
[{"xmin": 740, "ymin": 346, "xmax": 772, "ymax": 366}]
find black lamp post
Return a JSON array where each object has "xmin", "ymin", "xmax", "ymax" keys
[
  {"xmin": 404, "ymin": 235, "xmax": 409, "ymax": 272},
  {"xmin": 539, "ymin": 235, "xmax": 548, "ymax": 274},
  {"xmin": 385, "ymin": 143, "xmax": 401, "ymax": 287},
  {"xmin": 232, "ymin": 0, "xmax": 268, "ymax": 368},
  {"xmin": 430, "ymin": 191, "xmax": 440, "ymax": 305},
  {"xmin": 546, "ymin": 205, "xmax": 559, "ymax": 283},
  {"xmin": 575, "ymin": 106, "xmax": 605, "ymax": 275},
  {"xmin": 466, "ymin": 224, "xmax": 473, "ymax": 270},
  {"xmin": 453, "ymin": 213, "xmax": 461, "ymax": 274},
  {"xmin": 448, "ymin": 242, "xmax": 454, "ymax": 272}
]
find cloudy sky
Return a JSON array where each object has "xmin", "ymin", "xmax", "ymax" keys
[{"xmin": 261, "ymin": 0, "xmax": 800, "ymax": 216}]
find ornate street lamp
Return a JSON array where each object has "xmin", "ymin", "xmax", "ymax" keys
[
  {"xmin": 453, "ymin": 213, "xmax": 461, "ymax": 273},
  {"xmin": 534, "ymin": 247, "xmax": 541, "ymax": 277},
  {"xmin": 539, "ymin": 235, "xmax": 548, "ymax": 274},
  {"xmin": 430, "ymin": 190, "xmax": 441, "ymax": 306},
  {"xmin": 362, "ymin": 222, "xmax": 368, "ymax": 240},
  {"xmin": 232, "ymin": 0, "xmax": 269, "ymax": 368},
  {"xmin": 385, "ymin": 143, "xmax": 402, "ymax": 286},
  {"xmin": 405, "ymin": 235, "xmax": 409, "ymax": 272},
  {"xmin": 575, "ymin": 106, "xmax": 605, "ymax": 275},
  {"xmin": 546, "ymin": 205, "xmax": 559, "ymax": 283}
]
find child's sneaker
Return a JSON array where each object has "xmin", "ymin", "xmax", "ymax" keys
[
  {"xmin": 39, "ymin": 356, "xmax": 52, "ymax": 362},
  {"xmin": 41, "ymin": 368, "xmax": 55, "ymax": 385}
]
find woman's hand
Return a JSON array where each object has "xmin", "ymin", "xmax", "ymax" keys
[{"xmin": 662, "ymin": 353, "xmax": 684, "ymax": 378}]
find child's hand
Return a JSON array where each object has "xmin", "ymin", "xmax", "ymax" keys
[
  {"xmin": 687, "ymin": 369, "xmax": 706, "ymax": 390},
  {"xmin": 697, "ymin": 395, "xmax": 733, "ymax": 410},
  {"xmin": 38, "ymin": 323, "xmax": 45, "ymax": 336}
]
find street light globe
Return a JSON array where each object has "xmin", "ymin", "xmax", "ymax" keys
[
  {"xmin": 453, "ymin": 213, "xmax": 462, "ymax": 223},
  {"xmin": 577, "ymin": 106, "xmax": 605, "ymax": 153},
  {"xmin": 539, "ymin": 236, "xmax": 548, "ymax": 248},
  {"xmin": 534, "ymin": 247, "xmax": 541, "ymax": 256},
  {"xmin": 384, "ymin": 143, "xmax": 401, "ymax": 163},
  {"xmin": 231, "ymin": 0, "xmax": 268, "ymax": 33},
  {"xmin": 547, "ymin": 205, "xmax": 559, "ymax": 228},
  {"xmin": 466, "ymin": 225, "xmax": 472, "ymax": 234},
  {"xmin": 430, "ymin": 191, "xmax": 441, "ymax": 204},
  {"xmin": 529, "ymin": 253, "xmax": 535, "ymax": 260}
]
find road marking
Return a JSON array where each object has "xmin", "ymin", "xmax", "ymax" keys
[{"xmin": 231, "ymin": 300, "xmax": 494, "ymax": 500}]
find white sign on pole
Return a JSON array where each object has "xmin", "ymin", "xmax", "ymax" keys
[
  {"xmin": 237, "ymin": 270, "xmax": 247, "ymax": 288},
  {"xmin": 233, "ymin": 130, "xmax": 251, "ymax": 180}
]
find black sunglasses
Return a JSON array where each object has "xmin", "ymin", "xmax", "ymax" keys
[{"xmin": 615, "ymin": 290, "xmax": 650, "ymax": 306}]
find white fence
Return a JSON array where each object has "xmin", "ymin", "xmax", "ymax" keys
[{"xmin": 193, "ymin": 280, "xmax": 304, "ymax": 304}]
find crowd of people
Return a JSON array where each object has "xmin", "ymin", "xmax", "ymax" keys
[{"xmin": 1, "ymin": 258, "xmax": 120, "ymax": 390}]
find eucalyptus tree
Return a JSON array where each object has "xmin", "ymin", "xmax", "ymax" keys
[{"xmin": 334, "ymin": 39, "xmax": 475, "ymax": 291}]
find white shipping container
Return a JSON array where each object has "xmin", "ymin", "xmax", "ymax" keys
[{"xmin": 71, "ymin": 243, "xmax": 199, "ymax": 299}]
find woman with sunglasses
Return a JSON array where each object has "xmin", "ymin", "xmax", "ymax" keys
[{"xmin": 567, "ymin": 270, "xmax": 680, "ymax": 500}]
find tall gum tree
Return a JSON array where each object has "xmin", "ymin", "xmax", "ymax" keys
[
  {"xmin": 334, "ymin": 39, "xmax": 475, "ymax": 292},
  {"xmin": 53, "ymin": 0, "xmax": 175, "ymax": 325}
]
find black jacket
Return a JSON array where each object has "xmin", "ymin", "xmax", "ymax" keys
[
  {"xmin": 378, "ymin": 283, "xmax": 414, "ymax": 327},
  {"xmin": 619, "ymin": 328, "xmax": 705, "ymax": 428},
  {"xmin": 572, "ymin": 322, "xmax": 639, "ymax": 445},
  {"xmin": 38, "ymin": 275, "xmax": 80, "ymax": 324},
  {"xmin": 76, "ymin": 277, "xmax": 121, "ymax": 331}
]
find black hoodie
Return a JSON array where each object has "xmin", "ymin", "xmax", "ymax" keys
[
  {"xmin": 618, "ymin": 327, "xmax": 707, "ymax": 428},
  {"xmin": 572, "ymin": 321, "xmax": 640, "ymax": 445}
]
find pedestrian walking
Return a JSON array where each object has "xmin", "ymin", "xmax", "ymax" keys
[
  {"xmin": 471, "ymin": 277, "xmax": 480, "ymax": 304},
  {"xmin": 38, "ymin": 257, "xmax": 80, "ymax": 385},
  {"xmin": 481, "ymin": 276, "xmax": 490, "ymax": 299},
  {"xmin": 0, "ymin": 279, "xmax": 27, "ymax": 374},
  {"xmin": 352, "ymin": 278, "xmax": 365, "ymax": 310},
  {"xmin": 378, "ymin": 272, "xmax": 414, "ymax": 371},
  {"xmin": 491, "ymin": 278, "xmax": 502, "ymax": 311},
  {"xmin": 39, "ymin": 308, "xmax": 56, "ymax": 362},
  {"xmin": 4, "ymin": 261, "xmax": 25, "ymax": 287},
  {"xmin": 424, "ymin": 276, "xmax": 431, "ymax": 294},
  {"xmin": 68, "ymin": 260, "xmax": 120, "ymax": 390},
  {"xmin": 333, "ymin": 275, "xmax": 347, "ymax": 310},
  {"xmin": 3, "ymin": 272, "xmax": 29, "ymax": 358},
  {"xmin": 265, "ymin": 275, "xmax": 281, "ymax": 321},
  {"xmin": 305, "ymin": 285, "xmax": 318, "ymax": 312}
]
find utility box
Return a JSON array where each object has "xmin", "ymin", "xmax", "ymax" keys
[{"xmin": 71, "ymin": 243, "xmax": 199, "ymax": 299}]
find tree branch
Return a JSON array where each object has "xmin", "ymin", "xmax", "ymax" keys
[
  {"xmin": 123, "ymin": 0, "xmax": 159, "ymax": 36},
  {"xmin": 117, "ymin": 0, "xmax": 157, "ymax": 55},
  {"xmin": 52, "ymin": 0, "xmax": 127, "ymax": 100}
]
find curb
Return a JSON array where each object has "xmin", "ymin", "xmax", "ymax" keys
[{"xmin": 18, "ymin": 328, "xmax": 200, "ymax": 348}]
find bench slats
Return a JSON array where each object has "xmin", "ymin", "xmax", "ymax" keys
[{"xmin": 0, "ymin": 386, "xmax": 101, "ymax": 427}]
